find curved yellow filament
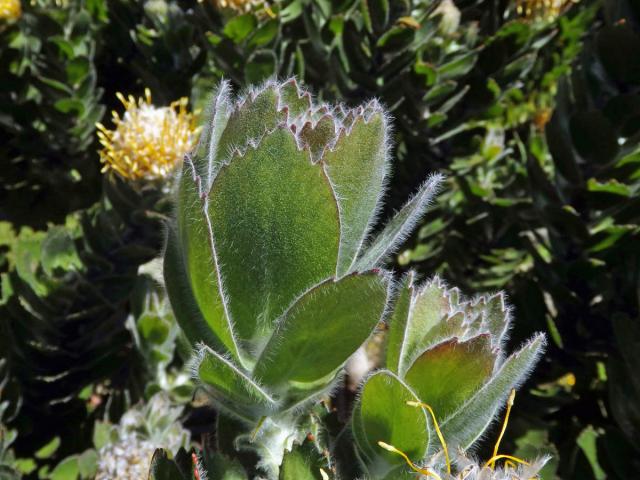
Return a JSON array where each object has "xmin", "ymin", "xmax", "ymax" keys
[
  {"xmin": 377, "ymin": 441, "xmax": 442, "ymax": 480},
  {"xmin": 373, "ymin": 389, "xmax": 535, "ymax": 478},
  {"xmin": 492, "ymin": 388, "xmax": 516, "ymax": 466},
  {"xmin": 406, "ymin": 400, "xmax": 451, "ymax": 474},
  {"xmin": 485, "ymin": 454, "xmax": 531, "ymax": 468}
]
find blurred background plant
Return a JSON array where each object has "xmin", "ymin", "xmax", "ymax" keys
[
  {"xmin": 398, "ymin": 0, "xmax": 640, "ymax": 478},
  {"xmin": 0, "ymin": 0, "xmax": 637, "ymax": 478}
]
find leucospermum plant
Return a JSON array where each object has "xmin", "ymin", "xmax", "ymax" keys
[
  {"xmin": 353, "ymin": 274, "xmax": 546, "ymax": 479},
  {"xmin": 163, "ymin": 78, "xmax": 442, "ymax": 477},
  {"xmin": 161, "ymin": 78, "xmax": 546, "ymax": 479}
]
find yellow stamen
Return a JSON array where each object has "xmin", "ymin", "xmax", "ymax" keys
[
  {"xmin": 485, "ymin": 454, "xmax": 531, "ymax": 468},
  {"xmin": 484, "ymin": 389, "xmax": 531, "ymax": 470},
  {"xmin": 557, "ymin": 372, "xmax": 576, "ymax": 388},
  {"xmin": 377, "ymin": 441, "xmax": 442, "ymax": 480},
  {"xmin": 213, "ymin": 0, "xmax": 264, "ymax": 13},
  {"xmin": 515, "ymin": 0, "xmax": 577, "ymax": 21},
  {"xmin": 491, "ymin": 389, "xmax": 515, "ymax": 467},
  {"xmin": 116, "ymin": 92, "xmax": 128, "ymax": 108},
  {"xmin": 96, "ymin": 89, "xmax": 196, "ymax": 180},
  {"xmin": 374, "ymin": 390, "xmax": 535, "ymax": 477},
  {"xmin": 264, "ymin": 4, "xmax": 276, "ymax": 18},
  {"xmin": 459, "ymin": 465, "xmax": 474, "ymax": 480},
  {"xmin": 406, "ymin": 401, "xmax": 451, "ymax": 474}
]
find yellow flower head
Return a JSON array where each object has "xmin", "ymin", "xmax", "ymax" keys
[
  {"xmin": 516, "ymin": 0, "xmax": 578, "ymax": 21},
  {"xmin": 97, "ymin": 89, "xmax": 196, "ymax": 181},
  {"xmin": 0, "ymin": 0, "xmax": 21, "ymax": 21},
  {"xmin": 211, "ymin": 0, "xmax": 262, "ymax": 13}
]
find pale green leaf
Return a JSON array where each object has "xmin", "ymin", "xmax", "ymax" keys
[
  {"xmin": 254, "ymin": 272, "xmax": 388, "ymax": 387},
  {"xmin": 353, "ymin": 174, "xmax": 442, "ymax": 272},
  {"xmin": 192, "ymin": 81, "xmax": 232, "ymax": 184},
  {"xmin": 177, "ymin": 159, "xmax": 240, "ymax": 359},
  {"xmin": 78, "ymin": 449, "xmax": 98, "ymax": 478},
  {"xmin": 481, "ymin": 293, "xmax": 511, "ymax": 348},
  {"xmin": 279, "ymin": 78, "xmax": 311, "ymax": 120},
  {"xmin": 324, "ymin": 107, "xmax": 389, "ymax": 277},
  {"xmin": 164, "ymin": 222, "xmax": 237, "ymax": 357},
  {"xmin": 208, "ymin": 128, "xmax": 339, "ymax": 346},
  {"xmin": 216, "ymin": 83, "xmax": 284, "ymax": 164},
  {"xmin": 396, "ymin": 278, "xmax": 451, "ymax": 376},
  {"xmin": 198, "ymin": 345, "xmax": 278, "ymax": 420},
  {"xmin": 404, "ymin": 336, "xmax": 496, "ymax": 420},
  {"xmin": 384, "ymin": 274, "xmax": 413, "ymax": 374},
  {"xmin": 279, "ymin": 442, "xmax": 325, "ymax": 480},
  {"xmin": 356, "ymin": 371, "xmax": 429, "ymax": 477},
  {"xmin": 49, "ymin": 455, "xmax": 79, "ymax": 480},
  {"xmin": 35, "ymin": 437, "xmax": 60, "ymax": 459},
  {"xmin": 41, "ymin": 227, "xmax": 81, "ymax": 276},
  {"xmin": 441, "ymin": 334, "xmax": 546, "ymax": 449}
]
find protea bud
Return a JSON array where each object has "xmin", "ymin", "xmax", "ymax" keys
[
  {"xmin": 163, "ymin": 78, "xmax": 442, "ymax": 476},
  {"xmin": 353, "ymin": 274, "xmax": 545, "ymax": 478}
]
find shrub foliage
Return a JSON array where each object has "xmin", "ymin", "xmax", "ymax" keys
[{"xmin": 0, "ymin": 0, "xmax": 637, "ymax": 479}]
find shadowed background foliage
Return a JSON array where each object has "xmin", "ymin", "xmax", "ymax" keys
[{"xmin": 1, "ymin": 0, "xmax": 639, "ymax": 478}]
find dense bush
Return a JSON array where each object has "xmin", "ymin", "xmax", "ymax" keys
[
  {"xmin": 402, "ymin": 0, "xmax": 640, "ymax": 477},
  {"xmin": 0, "ymin": 0, "xmax": 637, "ymax": 478}
]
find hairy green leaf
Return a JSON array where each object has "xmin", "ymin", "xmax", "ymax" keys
[
  {"xmin": 208, "ymin": 128, "xmax": 339, "ymax": 346},
  {"xmin": 324, "ymin": 108, "xmax": 389, "ymax": 277},
  {"xmin": 192, "ymin": 81, "xmax": 232, "ymax": 184},
  {"xmin": 404, "ymin": 336, "xmax": 496, "ymax": 420},
  {"xmin": 165, "ymin": 219, "xmax": 237, "ymax": 358},
  {"xmin": 198, "ymin": 346, "xmax": 278, "ymax": 420},
  {"xmin": 384, "ymin": 274, "xmax": 413, "ymax": 374},
  {"xmin": 441, "ymin": 334, "xmax": 546, "ymax": 449},
  {"xmin": 356, "ymin": 370, "xmax": 429, "ymax": 476},
  {"xmin": 279, "ymin": 442, "xmax": 325, "ymax": 480},
  {"xmin": 254, "ymin": 272, "xmax": 388, "ymax": 387},
  {"xmin": 353, "ymin": 174, "xmax": 442, "ymax": 272}
]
